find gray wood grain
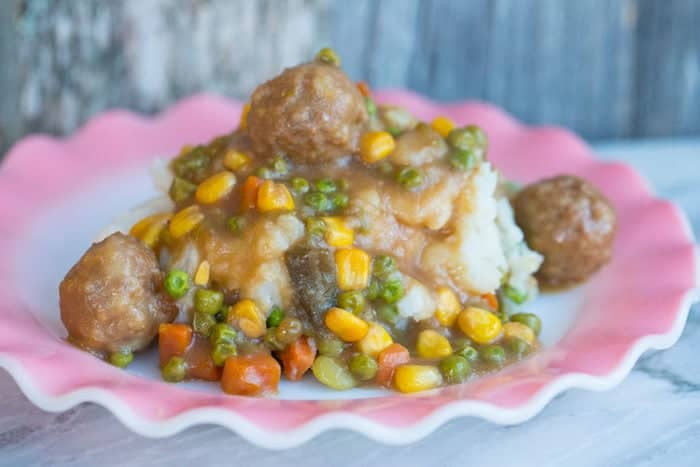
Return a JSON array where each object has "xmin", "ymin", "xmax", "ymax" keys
[{"xmin": 1, "ymin": 0, "xmax": 700, "ymax": 152}]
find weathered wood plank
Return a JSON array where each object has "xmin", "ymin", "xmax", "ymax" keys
[{"xmin": 0, "ymin": 0, "xmax": 21, "ymax": 154}]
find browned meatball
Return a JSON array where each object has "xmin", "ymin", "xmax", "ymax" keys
[
  {"xmin": 59, "ymin": 233, "xmax": 177, "ymax": 356},
  {"xmin": 513, "ymin": 175, "xmax": 616, "ymax": 288},
  {"xmin": 247, "ymin": 62, "xmax": 368, "ymax": 163}
]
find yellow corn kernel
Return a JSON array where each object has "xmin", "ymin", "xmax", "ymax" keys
[
  {"xmin": 256, "ymin": 180, "xmax": 295, "ymax": 212},
  {"xmin": 359, "ymin": 131, "xmax": 396, "ymax": 163},
  {"xmin": 335, "ymin": 248, "xmax": 370, "ymax": 291},
  {"xmin": 457, "ymin": 306, "xmax": 503, "ymax": 344},
  {"xmin": 129, "ymin": 213, "xmax": 171, "ymax": 249},
  {"xmin": 228, "ymin": 299, "xmax": 265, "ymax": 338},
  {"xmin": 194, "ymin": 260, "xmax": 210, "ymax": 286},
  {"xmin": 416, "ymin": 329, "xmax": 453, "ymax": 359},
  {"xmin": 169, "ymin": 205, "xmax": 204, "ymax": 239},
  {"xmin": 222, "ymin": 149, "xmax": 250, "ymax": 171},
  {"xmin": 324, "ymin": 307, "xmax": 369, "ymax": 342},
  {"xmin": 322, "ymin": 217, "xmax": 354, "ymax": 248},
  {"xmin": 431, "ymin": 116, "xmax": 455, "ymax": 138},
  {"xmin": 434, "ymin": 286, "xmax": 461, "ymax": 327},
  {"xmin": 240, "ymin": 102, "xmax": 251, "ymax": 130},
  {"xmin": 195, "ymin": 171, "xmax": 237, "ymax": 204},
  {"xmin": 393, "ymin": 364, "xmax": 443, "ymax": 393},
  {"xmin": 356, "ymin": 322, "xmax": 393, "ymax": 357},
  {"xmin": 503, "ymin": 322, "xmax": 535, "ymax": 346}
]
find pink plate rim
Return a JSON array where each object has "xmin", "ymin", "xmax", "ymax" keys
[{"xmin": 0, "ymin": 91, "xmax": 697, "ymax": 449}]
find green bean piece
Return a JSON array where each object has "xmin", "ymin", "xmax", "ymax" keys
[
  {"xmin": 211, "ymin": 341, "xmax": 237, "ymax": 366},
  {"xmin": 210, "ymin": 323, "xmax": 237, "ymax": 346},
  {"xmin": 439, "ymin": 355, "xmax": 471, "ymax": 384},
  {"xmin": 291, "ymin": 177, "xmax": 310, "ymax": 194},
  {"xmin": 505, "ymin": 337, "xmax": 530, "ymax": 358},
  {"xmin": 396, "ymin": 167, "xmax": 424, "ymax": 189},
  {"xmin": 449, "ymin": 148, "xmax": 478, "ymax": 171},
  {"xmin": 193, "ymin": 311, "xmax": 216, "ymax": 337},
  {"xmin": 380, "ymin": 277, "xmax": 404, "ymax": 304},
  {"xmin": 109, "ymin": 351, "xmax": 134, "ymax": 369},
  {"xmin": 194, "ymin": 289, "xmax": 224, "ymax": 315},
  {"xmin": 312, "ymin": 356, "xmax": 357, "ymax": 390},
  {"xmin": 317, "ymin": 336, "xmax": 345, "ymax": 357},
  {"xmin": 480, "ymin": 344, "xmax": 506, "ymax": 367},
  {"xmin": 330, "ymin": 192, "xmax": 349, "ymax": 210},
  {"xmin": 266, "ymin": 306, "xmax": 285, "ymax": 328},
  {"xmin": 304, "ymin": 191, "xmax": 332, "ymax": 212},
  {"xmin": 376, "ymin": 303, "xmax": 399, "ymax": 325},
  {"xmin": 162, "ymin": 356, "xmax": 187, "ymax": 383},
  {"xmin": 316, "ymin": 47, "xmax": 341, "ymax": 66},
  {"xmin": 338, "ymin": 290, "xmax": 366, "ymax": 315},
  {"xmin": 169, "ymin": 177, "xmax": 197, "ymax": 203},
  {"xmin": 503, "ymin": 285, "xmax": 528, "ymax": 305},
  {"xmin": 275, "ymin": 318, "xmax": 303, "ymax": 347},
  {"xmin": 164, "ymin": 270, "xmax": 190, "ymax": 299},
  {"xmin": 315, "ymin": 178, "xmax": 338, "ymax": 193},
  {"xmin": 227, "ymin": 215, "xmax": 246, "ymax": 234},
  {"xmin": 349, "ymin": 354, "xmax": 378, "ymax": 381},
  {"xmin": 509, "ymin": 312, "xmax": 542, "ymax": 336},
  {"xmin": 272, "ymin": 156, "xmax": 288, "ymax": 174},
  {"xmin": 373, "ymin": 255, "xmax": 397, "ymax": 280},
  {"xmin": 365, "ymin": 97, "xmax": 377, "ymax": 117}
]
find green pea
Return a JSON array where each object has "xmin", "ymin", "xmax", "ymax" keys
[
  {"xmin": 447, "ymin": 127, "xmax": 478, "ymax": 151},
  {"xmin": 366, "ymin": 279, "xmax": 381, "ymax": 300},
  {"xmin": 161, "ymin": 356, "xmax": 187, "ymax": 383},
  {"xmin": 480, "ymin": 344, "xmax": 506, "ymax": 367},
  {"xmin": 365, "ymin": 97, "xmax": 377, "ymax": 117},
  {"xmin": 505, "ymin": 337, "xmax": 530, "ymax": 358},
  {"xmin": 439, "ymin": 355, "xmax": 471, "ymax": 384},
  {"xmin": 377, "ymin": 160, "xmax": 394, "ymax": 176},
  {"xmin": 337, "ymin": 290, "xmax": 366, "ymax": 315},
  {"xmin": 349, "ymin": 354, "xmax": 378, "ymax": 381},
  {"xmin": 168, "ymin": 176, "xmax": 197, "ymax": 203},
  {"xmin": 337, "ymin": 179, "xmax": 350, "ymax": 191},
  {"xmin": 266, "ymin": 306, "xmax": 285, "ymax": 328},
  {"xmin": 194, "ymin": 289, "xmax": 224, "ymax": 315},
  {"xmin": 211, "ymin": 341, "xmax": 237, "ymax": 366},
  {"xmin": 275, "ymin": 318, "xmax": 303, "ymax": 346},
  {"xmin": 396, "ymin": 167, "xmax": 424, "ymax": 189},
  {"xmin": 312, "ymin": 356, "xmax": 357, "ymax": 390},
  {"xmin": 305, "ymin": 217, "xmax": 327, "ymax": 236},
  {"xmin": 316, "ymin": 47, "xmax": 341, "ymax": 67},
  {"xmin": 503, "ymin": 285, "xmax": 528, "ymax": 305},
  {"xmin": 373, "ymin": 255, "xmax": 397, "ymax": 280},
  {"xmin": 291, "ymin": 177, "xmax": 310, "ymax": 194},
  {"xmin": 210, "ymin": 323, "xmax": 236, "ymax": 346},
  {"xmin": 386, "ymin": 127, "xmax": 401, "ymax": 137},
  {"xmin": 464, "ymin": 125, "xmax": 488, "ymax": 149},
  {"xmin": 376, "ymin": 303, "xmax": 399, "ymax": 325},
  {"xmin": 304, "ymin": 191, "xmax": 332, "ymax": 211},
  {"xmin": 172, "ymin": 146, "xmax": 211, "ymax": 180},
  {"xmin": 317, "ymin": 336, "xmax": 345, "ymax": 357},
  {"xmin": 380, "ymin": 277, "xmax": 404, "ymax": 304},
  {"xmin": 193, "ymin": 311, "xmax": 216, "ymax": 337},
  {"xmin": 255, "ymin": 167, "xmax": 274, "ymax": 179},
  {"xmin": 227, "ymin": 216, "xmax": 246, "ymax": 234},
  {"xmin": 109, "ymin": 351, "xmax": 133, "ymax": 369},
  {"xmin": 315, "ymin": 178, "xmax": 337, "ymax": 193},
  {"xmin": 330, "ymin": 192, "xmax": 349, "ymax": 210},
  {"xmin": 452, "ymin": 338, "xmax": 478, "ymax": 362},
  {"xmin": 510, "ymin": 312, "xmax": 542, "ymax": 336},
  {"xmin": 264, "ymin": 327, "xmax": 285, "ymax": 351},
  {"xmin": 164, "ymin": 270, "xmax": 190, "ymax": 299},
  {"xmin": 272, "ymin": 156, "xmax": 288, "ymax": 174},
  {"xmin": 449, "ymin": 148, "xmax": 478, "ymax": 170}
]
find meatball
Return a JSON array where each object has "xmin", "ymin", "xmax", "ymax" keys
[
  {"xmin": 247, "ymin": 62, "xmax": 368, "ymax": 164},
  {"xmin": 59, "ymin": 233, "xmax": 177, "ymax": 355},
  {"xmin": 513, "ymin": 175, "xmax": 616, "ymax": 288}
]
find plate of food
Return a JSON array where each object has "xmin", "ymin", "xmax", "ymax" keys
[{"xmin": 0, "ymin": 49, "xmax": 697, "ymax": 449}]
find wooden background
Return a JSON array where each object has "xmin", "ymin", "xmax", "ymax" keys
[{"xmin": 1, "ymin": 0, "xmax": 699, "ymax": 155}]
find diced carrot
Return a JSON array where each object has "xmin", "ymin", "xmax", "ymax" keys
[
  {"xmin": 357, "ymin": 81, "xmax": 371, "ymax": 97},
  {"xmin": 221, "ymin": 353, "xmax": 281, "ymax": 396},
  {"xmin": 184, "ymin": 334, "xmax": 221, "ymax": 382},
  {"xmin": 240, "ymin": 175, "xmax": 262, "ymax": 211},
  {"xmin": 482, "ymin": 292, "xmax": 499, "ymax": 311},
  {"xmin": 376, "ymin": 343, "xmax": 410, "ymax": 387},
  {"xmin": 159, "ymin": 323, "xmax": 193, "ymax": 366},
  {"xmin": 279, "ymin": 336, "xmax": 317, "ymax": 381}
]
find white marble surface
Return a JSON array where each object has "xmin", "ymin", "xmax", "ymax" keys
[{"xmin": 1, "ymin": 140, "xmax": 698, "ymax": 467}]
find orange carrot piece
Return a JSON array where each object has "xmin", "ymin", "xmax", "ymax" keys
[
  {"xmin": 279, "ymin": 336, "xmax": 317, "ymax": 381},
  {"xmin": 357, "ymin": 81, "xmax": 371, "ymax": 97},
  {"xmin": 240, "ymin": 175, "xmax": 262, "ymax": 211},
  {"xmin": 482, "ymin": 292, "xmax": 499, "ymax": 311},
  {"xmin": 185, "ymin": 335, "xmax": 221, "ymax": 382},
  {"xmin": 376, "ymin": 343, "xmax": 410, "ymax": 387},
  {"xmin": 159, "ymin": 323, "xmax": 193, "ymax": 366},
  {"xmin": 221, "ymin": 353, "xmax": 281, "ymax": 396}
]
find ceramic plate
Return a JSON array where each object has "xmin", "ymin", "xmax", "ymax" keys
[{"xmin": 0, "ymin": 92, "xmax": 697, "ymax": 449}]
